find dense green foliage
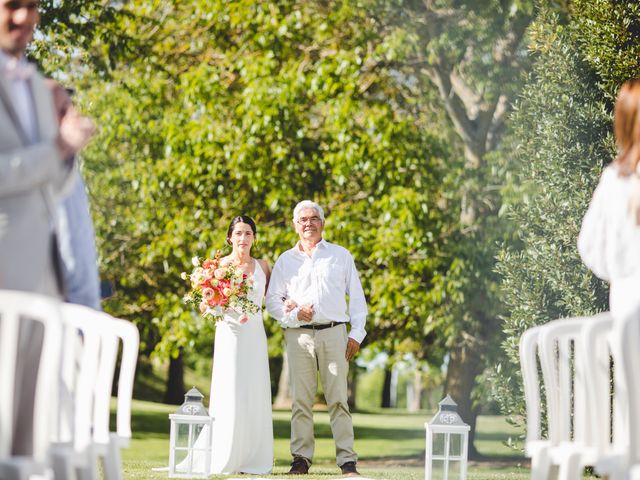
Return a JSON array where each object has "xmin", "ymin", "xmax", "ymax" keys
[
  {"xmin": 494, "ymin": 1, "xmax": 640, "ymax": 425},
  {"xmin": 37, "ymin": 1, "xmax": 453, "ymax": 369},
  {"xmin": 31, "ymin": 1, "xmax": 537, "ymax": 437},
  {"xmin": 32, "ymin": 0, "xmax": 638, "ymax": 442}
]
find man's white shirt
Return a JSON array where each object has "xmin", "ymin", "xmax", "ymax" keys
[{"xmin": 266, "ymin": 239, "xmax": 367, "ymax": 344}]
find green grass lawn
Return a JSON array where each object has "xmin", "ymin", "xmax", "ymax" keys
[{"xmin": 117, "ymin": 399, "xmax": 528, "ymax": 479}]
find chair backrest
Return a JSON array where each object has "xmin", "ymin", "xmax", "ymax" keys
[
  {"xmin": 0, "ymin": 290, "xmax": 62, "ymax": 463},
  {"xmin": 580, "ymin": 312, "xmax": 616, "ymax": 453},
  {"xmin": 539, "ymin": 316, "xmax": 598, "ymax": 446},
  {"xmin": 56, "ymin": 305, "xmax": 108, "ymax": 452},
  {"xmin": 520, "ymin": 312, "xmax": 612, "ymax": 453},
  {"xmin": 58, "ymin": 304, "xmax": 139, "ymax": 450},
  {"xmin": 520, "ymin": 325, "xmax": 545, "ymax": 446}
]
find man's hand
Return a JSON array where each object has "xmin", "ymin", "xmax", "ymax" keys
[
  {"xmin": 58, "ymin": 107, "xmax": 95, "ymax": 157},
  {"xmin": 296, "ymin": 304, "xmax": 314, "ymax": 322},
  {"xmin": 345, "ymin": 338, "xmax": 360, "ymax": 361},
  {"xmin": 46, "ymin": 79, "xmax": 96, "ymax": 160},
  {"xmin": 46, "ymin": 79, "xmax": 72, "ymax": 120},
  {"xmin": 284, "ymin": 298, "xmax": 298, "ymax": 313}
]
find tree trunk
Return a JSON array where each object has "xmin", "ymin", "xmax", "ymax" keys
[
  {"xmin": 274, "ymin": 352, "xmax": 292, "ymax": 409},
  {"xmin": 390, "ymin": 366, "xmax": 399, "ymax": 407},
  {"xmin": 381, "ymin": 366, "xmax": 392, "ymax": 408},
  {"xmin": 408, "ymin": 369, "xmax": 423, "ymax": 413},
  {"xmin": 444, "ymin": 343, "xmax": 484, "ymax": 459},
  {"xmin": 164, "ymin": 350, "xmax": 185, "ymax": 405}
]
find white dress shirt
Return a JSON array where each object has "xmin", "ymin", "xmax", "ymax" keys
[
  {"xmin": 0, "ymin": 51, "xmax": 37, "ymax": 143},
  {"xmin": 578, "ymin": 164, "xmax": 640, "ymax": 319},
  {"xmin": 266, "ymin": 239, "xmax": 368, "ymax": 343}
]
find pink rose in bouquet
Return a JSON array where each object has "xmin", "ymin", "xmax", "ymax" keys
[{"xmin": 182, "ymin": 250, "xmax": 260, "ymax": 323}]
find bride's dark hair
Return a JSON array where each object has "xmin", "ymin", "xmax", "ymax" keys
[{"xmin": 226, "ymin": 215, "xmax": 257, "ymax": 245}]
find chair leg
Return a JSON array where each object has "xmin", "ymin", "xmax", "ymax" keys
[
  {"xmin": 76, "ymin": 461, "xmax": 99, "ymax": 480},
  {"xmin": 75, "ymin": 445, "xmax": 99, "ymax": 480},
  {"xmin": 558, "ymin": 452, "xmax": 582, "ymax": 480},
  {"xmin": 50, "ymin": 447, "xmax": 77, "ymax": 480},
  {"xmin": 531, "ymin": 447, "xmax": 552, "ymax": 480},
  {"xmin": 101, "ymin": 440, "xmax": 123, "ymax": 480},
  {"xmin": 0, "ymin": 460, "xmax": 45, "ymax": 480}
]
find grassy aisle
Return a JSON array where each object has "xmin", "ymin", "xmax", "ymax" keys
[{"xmin": 120, "ymin": 400, "xmax": 527, "ymax": 479}]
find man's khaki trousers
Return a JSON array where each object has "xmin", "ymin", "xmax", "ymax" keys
[{"xmin": 285, "ymin": 324, "xmax": 357, "ymax": 466}]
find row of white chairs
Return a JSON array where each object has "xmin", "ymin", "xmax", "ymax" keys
[
  {"xmin": 0, "ymin": 290, "xmax": 139, "ymax": 480},
  {"xmin": 520, "ymin": 309, "xmax": 640, "ymax": 480}
]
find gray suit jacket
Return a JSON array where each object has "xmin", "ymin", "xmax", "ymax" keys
[{"xmin": 0, "ymin": 69, "xmax": 72, "ymax": 297}]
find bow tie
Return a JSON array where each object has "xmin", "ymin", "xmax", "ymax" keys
[{"xmin": 2, "ymin": 59, "xmax": 34, "ymax": 81}]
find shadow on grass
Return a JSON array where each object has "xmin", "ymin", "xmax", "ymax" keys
[
  {"xmin": 475, "ymin": 431, "xmax": 519, "ymax": 442},
  {"xmin": 128, "ymin": 406, "xmax": 421, "ymax": 440},
  {"xmin": 273, "ymin": 417, "xmax": 422, "ymax": 440},
  {"xmin": 117, "ymin": 410, "xmax": 170, "ymax": 438}
]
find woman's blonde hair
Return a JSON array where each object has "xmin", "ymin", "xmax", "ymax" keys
[{"xmin": 614, "ymin": 79, "xmax": 640, "ymax": 224}]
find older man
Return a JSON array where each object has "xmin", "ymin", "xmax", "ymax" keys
[{"xmin": 266, "ymin": 200, "xmax": 367, "ymax": 476}]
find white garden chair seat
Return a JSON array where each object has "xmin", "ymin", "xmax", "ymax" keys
[{"xmin": 0, "ymin": 290, "xmax": 63, "ymax": 480}]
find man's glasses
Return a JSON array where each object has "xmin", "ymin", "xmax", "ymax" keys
[{"xmin": 296, "ymin": 216, "xmax": 322, "ymax": 225}]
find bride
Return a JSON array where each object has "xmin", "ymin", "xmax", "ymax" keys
[{"xmin": 183, "ymin": 215, "xmax": 274, "ymax": 475}]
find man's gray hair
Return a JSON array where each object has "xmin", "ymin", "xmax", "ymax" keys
[{"xmin": 293, "ymin": 200, "xmax": 325, "ymax": 223}]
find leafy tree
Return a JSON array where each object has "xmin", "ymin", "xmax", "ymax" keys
[
  {"xmin": 45, "ymin": 1, "xmax": 450, "ymax": 402},
  {"xmin": 494, "ymin": 0, "xmax": 640, "ymax": 429},
  {"xmin": 367, "ymin": 0, "xmax": 537, "ymax": 453}
]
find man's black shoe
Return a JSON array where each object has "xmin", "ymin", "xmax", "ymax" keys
[
  {"xmin": 288, "ymin": 457, "xmax": 310, "ymax": 475},
  {"xmin": 340, "ymin": 461, "xmax": 360, "ymax": 477}
]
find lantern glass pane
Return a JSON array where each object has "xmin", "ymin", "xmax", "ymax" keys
[
  {"xmin": 433, "ymin": 432, "xmax": 446, "ymax": 456},
  {"xmin": 173, "ymin": 448, "xmax": 189, "ymax": 471},
  {"xmin": 177, "ymin": 423, "xmax": 190, "ymax": 448},
  {"xmin": 449, "ymin": 459, "xmax": 461, "ymax": 480},
  {"xmin": 449, "ymin": 433, "xmax": 462, "ymax": 457},
  {"xmin": 431, "ymin": 459, "xmax": 445, "ymax": 480},
  {"xmin": 192, "ymin": 423, "xmax": 206, "ymax": 445}
]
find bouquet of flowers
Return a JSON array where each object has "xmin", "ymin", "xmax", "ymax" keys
[{"xmin": 181, "ymin": 251, "xmax": 260, "ymax": 324}]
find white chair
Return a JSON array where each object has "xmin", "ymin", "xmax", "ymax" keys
[
  {"xmin": 521, "ymin": 313, "xmax": 615, "ymax": 480},
  {"xmin": 50, "ymin": 303, "xmax": 139, "ymax": 480},
  {"xmin": 0, "ymin": 290, "xmax": 63, "ymax": 480},
  {"xmin": 596, "ymin": 307, "xmax": 640, "ymax": 480}
]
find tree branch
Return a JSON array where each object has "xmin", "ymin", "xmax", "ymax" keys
[{"xmin": 423, "ymin": 62, "xmax": 477, "ymax": 150}]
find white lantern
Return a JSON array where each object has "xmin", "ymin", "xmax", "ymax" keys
[
  {"xmin": 425, "ymin": 395, "xmax": 470, "ymax": 480},
  {"xmin": 168, "ymin": 387, "xmax": 214, "ymax": 478}
]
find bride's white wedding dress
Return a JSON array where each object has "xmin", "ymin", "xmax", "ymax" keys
[
  {"xmin": 209, "ymin": 261, "xmax": 273, "ymax": 474},
  {"xmin": 177, "ymin": 261, "xmax": 273, "ymax": 475}
]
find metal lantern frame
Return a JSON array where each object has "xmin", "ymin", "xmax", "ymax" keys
[
  {"xmin": 168, "ymin": 387, "xmax": 214, "ymax": 479},
  {"xmin": 425, "ymin": 395, "xmax": 470, "ymax": 480}
]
